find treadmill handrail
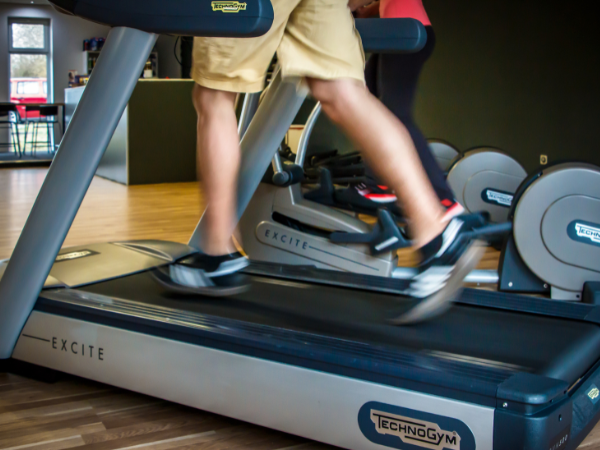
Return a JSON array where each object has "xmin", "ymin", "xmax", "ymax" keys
[
  {"xmin": 356, "ymin": 18, "xmax": 427, "ymax": 54},
  {"xmin": 0, "ymin": 28, "xmax": 157, "ymax": 359},
  {"xmin": 48, "ymin": 0, "xmax": 275, "ymax": 38}
]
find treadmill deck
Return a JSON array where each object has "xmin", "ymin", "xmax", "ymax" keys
[{"xmin": 37, "ymin": 265, "xmax": 600, "ymax": 389}]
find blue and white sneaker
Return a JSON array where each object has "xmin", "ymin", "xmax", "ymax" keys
[
  {"xmin": 392, "ymin": 218, "xmax": 485, "ymax": 325},
  {"xmin": 153, "ymin": 252, "xmax": 250, "ymax": 297}
]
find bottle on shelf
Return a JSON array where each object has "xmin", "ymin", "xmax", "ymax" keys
[{"xmin": 143, "ymin": 61, "xmax": 154, "ymax": 79}]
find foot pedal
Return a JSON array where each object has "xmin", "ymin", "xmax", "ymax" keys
[
  {"xmin": 330, "ymin": 209, "xmax": 410, "ymax": 255},
  {"xmin": 304, "ymin": 168, "xmax": 336, "ymax": 205}
]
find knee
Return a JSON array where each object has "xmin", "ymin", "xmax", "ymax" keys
[
  {"xmin": 193, "ymin": 84, "xmax": 236, "ymax": 117},
  {"xmin": 308, "ymin": 78, "xmax": 365, "ymax": 124}
]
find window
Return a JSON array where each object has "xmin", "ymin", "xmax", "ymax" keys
[
  {"xmin": 8, "ymin": 18, "xmax": 51, "ymax": 103},
  {"xmin": 10, "ymin": 22, "xmax": 47, "ymax": 50}
]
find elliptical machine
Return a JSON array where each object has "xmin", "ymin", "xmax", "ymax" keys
[
  {"xmin": 239, "ymin": 95, "xmax": 600, "ymax": 301},
  {"xmin": 299, "ymin": 105, "xmax": 528, "ymax": 224},
  {"xmin": 428, "ymin": 139, "xmax": 459, "ymax": 171},
  {"xmin": 428, "ymin": 139, "xmax": 529, "ymax": 223}
]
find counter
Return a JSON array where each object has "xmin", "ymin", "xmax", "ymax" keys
[{"xmin": 65, "ymin": 80, "xmax": 197, "ymax": 185}]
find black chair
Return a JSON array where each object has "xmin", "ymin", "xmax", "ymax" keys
[
  {"xmin": 0, "ymin": 103, "xmax": 22, "ymax": 158},
  {"xmin": 25, "ymin": 105, "xmax": 61, "ymax": 156}
]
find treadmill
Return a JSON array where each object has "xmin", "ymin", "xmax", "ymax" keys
[{"xmin": 1, "ymin": 2, "xmax": 600, "ymax": 449}]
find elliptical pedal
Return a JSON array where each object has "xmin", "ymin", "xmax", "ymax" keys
[{"xmin": 330, "ymin": 209, "xmax": 411, "ymax": 255}]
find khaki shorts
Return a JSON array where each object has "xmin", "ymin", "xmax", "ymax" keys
[{"xmin": 192, "ymin": 0, "xmax": 365, "ymax": 93}]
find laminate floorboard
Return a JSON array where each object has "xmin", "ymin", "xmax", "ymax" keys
[
  {"xmin": 0, "ymin": 168, "xmax": 596, "ymax": 449},
  {"xmin": 0, "ymin": 168, "xmax": 203, "ymax": 260}
]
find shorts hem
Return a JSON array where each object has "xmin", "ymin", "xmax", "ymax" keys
[
  {"xmin": 192, "ymin": 72, "xmax": 265, "ymax": 93},
  {"xmin": 283, "ymin": 69, "xmax": 365, "ymax": 84}
]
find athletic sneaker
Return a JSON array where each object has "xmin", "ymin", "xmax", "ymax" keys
[
  {"xmin": 336, "ymin": 183, "xmax": 403, "ymax": 216},
  {"xmin": 152, "ymin": 252, "xmax": 250, "ymax": 297},
  {"xmin": 354, "ymin": 182, "xmax": 398, "ymax": 204},
  {"xmin": 440, "ymin": 198, "xmax": 465, "ymax": 222},
  {"xmin": 391, "ymin": 218, "xmax": 485, "ymax": 325},
  {"xmin": 351, "ymin": 183, "xmax": 465, "ymax": 221}
]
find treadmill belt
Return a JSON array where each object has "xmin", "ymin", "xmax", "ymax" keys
[{"xmin": 71, "ymin": 269, "xmax": 600, "ymax": 386}]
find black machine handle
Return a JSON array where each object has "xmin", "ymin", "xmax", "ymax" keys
[
  {"xmin": 330, "ymin": 210, "xmax": 511, "ymax": 257},
  {"xmin": 355, "ymin": 18, "xmax": 427, "ymax": 54},
  {"xmin": 468, "ymin": 221, "xmax": 513, "ymax": 238},
  {"xmin": 330, "ymin": 209, "xmax": 411, "ymax": 255},
  {"xmin": 48, "ymin": 0, "xmax": 274, "ymax": 37},
  {"xmin": 272, "ymin": 163, "xmax": 305, "ymax": 187},
  {"xmin": 304, "ymin": 168, "xmax": 336, "ymax": 205}
]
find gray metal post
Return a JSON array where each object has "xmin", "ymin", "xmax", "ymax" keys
[
  {"xmin": 295, "ymin": 102, "xmax": 322, "ymax": 167},
  {"xmin": 190, "ymin": 71, "xmax": 308, "ymax": 250},
  {"xmin": 237, "ymin": 93, "xmax": 261, "ymax": 139},
  {"xmin": 0, "ymin": 27, "xmax": 157, "ymax": 359}
]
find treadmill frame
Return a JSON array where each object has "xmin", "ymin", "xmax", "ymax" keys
[
  {"xmin": 10, "ymin": 265, "xmax": 600, "ymax": 450},
  {"xmin": 0, "ymin": 14, "xmax": 599, "ymax": 450},
  {"xmin": 13, "ymin": 307, "xmax": 495, "ymax": 450}
]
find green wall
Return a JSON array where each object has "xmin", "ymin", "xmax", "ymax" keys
[{"xmin": 417, "ymin": 0, "xmax": 600, "ymax": 171}]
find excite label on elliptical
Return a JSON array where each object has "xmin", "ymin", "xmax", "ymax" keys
[
  {"xmin": 358, "ymin": 402, "xmax": 476, "ymax": 450},
  {"xmin": 568, "ymin": 220, "xmax": 600, "ymax": 247}
]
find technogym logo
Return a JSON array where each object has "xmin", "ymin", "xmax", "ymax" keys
[
  {"xmin": 371, "ymin": 410, "xmax": 460, "ymax": 450},
  {"xmin": 575, "ymin": 223, "xmax": 600, "ymax": 244},
  {"xmin": 588, "ymin": 385, "xmax": 600, "ymax": 404},
  {"xmin": 567, "ymin": 220, "xmax": 600, "ymax": 248},
  {"xmin": 358, "ymin": 402, "xmax": 476, "ymax": 450},
  {"xmin": 212, "ymin": 1, "xmax": 247, "ymax": 12},
  {"xmin": 481, "ymin": 188, "xmax": 513, "ymax": 208}
]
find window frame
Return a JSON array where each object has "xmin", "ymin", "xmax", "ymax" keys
[
  {"xmin": 7, "ymin": 17, "xmax": 52, "ymax": 102},
  {"xmin": 8, "ymin": 18, "xmax": 50, "ymax": 53}
]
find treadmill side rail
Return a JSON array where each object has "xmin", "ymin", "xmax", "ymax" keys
[{"xmin": 13, "ymin": 311, "xmax": 496, "ymax": 450}]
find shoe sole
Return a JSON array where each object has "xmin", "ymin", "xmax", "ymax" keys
[
  {"xmin": 207, "ymin": 257, "xmax": 250, "ymax": 277},
  {"xmin": 390, "ymin": 240, "xmax": 485, "ymax": 325},
  {"xmin": 150, "ymin": 267, "xmax": 251, "ymax": 298}
]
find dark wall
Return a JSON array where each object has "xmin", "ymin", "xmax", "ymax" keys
[
  {"xmin": 417, "ymin": 0, "xmax": 600, "ymax": 171},
  {"xmin": 129, "ymin": 81, "xmax": 197, "ymax": 185}
]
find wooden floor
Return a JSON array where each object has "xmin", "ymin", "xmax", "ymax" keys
[
  {"xmin": 0, "ymin": 167, "xmax": 598, "ymax": 449},
  {"xmin": 0, "ymin": 168, "xmax": 203, "ymax": 260}
]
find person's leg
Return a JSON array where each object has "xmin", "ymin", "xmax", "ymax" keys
[
  {"xmin": 192, "ymin": 84, "xmax": 239, "ymax": 256},
  {"xmin": 157, "ymin": 84, "xmax": 249, "ymax": 295},
  {"xmin": 308, "ymin": 77, "xmax": 445, "ymax": 248},
  {"xmin": 188, "ymin": 0, "xmax": 299, "ymax": 255},
  {"xmin": 160, "ymin": 0, "xmax": 301, "ymax": 295},
  {"xmin": 308, "ymin": 77, "xmax": 484, "ymax": 324},
  {"xmin": 377, "ymin": 28, "xmax": 455, "ymax": 204}
]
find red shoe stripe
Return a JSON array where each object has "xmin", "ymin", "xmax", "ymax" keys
[{"xmin": 365, "ymin": 194, "xmax": 398, "ymax": 203}]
